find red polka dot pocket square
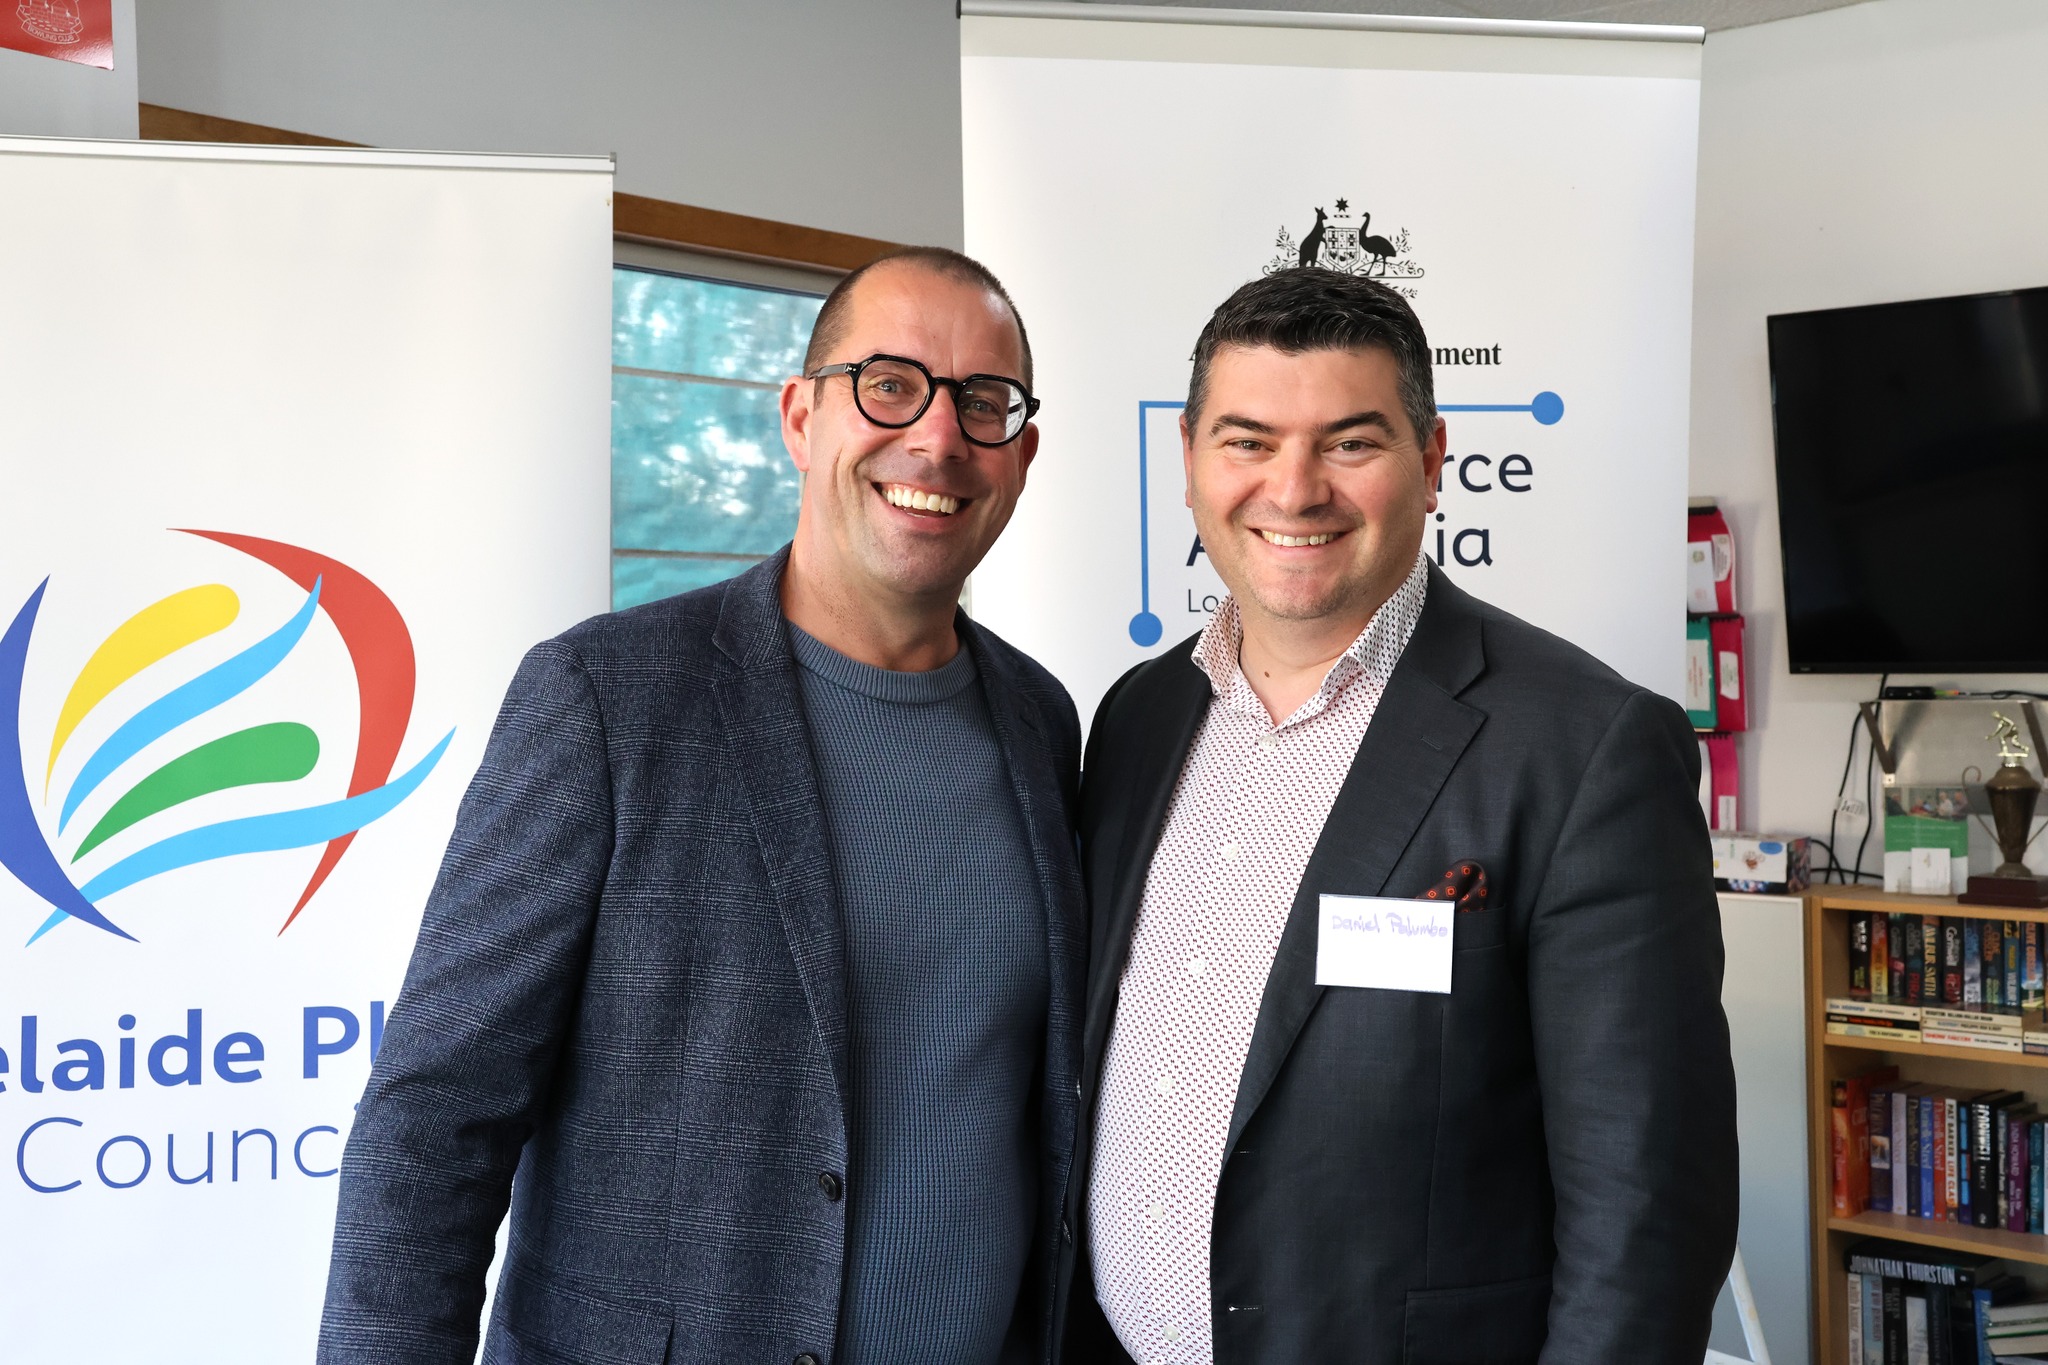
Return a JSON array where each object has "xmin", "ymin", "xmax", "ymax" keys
[{"xmin": 1418, "ymin": 861, "xmax": 1490, "ymax": 913}]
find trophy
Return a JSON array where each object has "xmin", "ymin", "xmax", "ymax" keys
[{"xmin": 1959, "ymin": 712, "xmax": 2048, "ymax": 906}]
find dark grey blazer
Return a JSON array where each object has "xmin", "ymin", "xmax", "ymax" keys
[
  {"xmin": 318, "ymin": 550, "xmax": 1087, "ymax": 1365},
  {"xmin": 1058, "ymin": 565, "xmax": 1738, "ymax": 1365}
]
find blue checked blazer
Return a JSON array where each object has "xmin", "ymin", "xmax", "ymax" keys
[{"xmin": 317, "ymin": 550, "xmax": 1087, "ymax": 1365}]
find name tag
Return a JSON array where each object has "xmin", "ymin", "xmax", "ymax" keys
[{"xmin": 1315, "ymin": 894, "xmax": 1454, "ymax": 994}]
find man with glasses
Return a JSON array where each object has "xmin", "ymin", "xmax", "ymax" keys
[{"xmin": 319, "ymin": 247, "xmax": 1082, "ymax": 1365}]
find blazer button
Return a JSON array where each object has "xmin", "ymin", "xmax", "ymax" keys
[
  {"xmin": 795, "ymin": 1355, "xmax": 822, "ymax": 1365},
  {"xmin": 818, "ymin": 1171, "xmax": 843, "ymax": 1202},
  {"xmin": 1061, "ymin": 1217, "xmax": 1073, "ymax": 1243}
]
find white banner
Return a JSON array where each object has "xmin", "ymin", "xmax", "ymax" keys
[
  {"xmin": 0, "ymin": 138, "xmax": 612, "ymax": 1361},
  {"xmin": 963, "ymin": 14, "xmax": 1701, "ymax": 717}
]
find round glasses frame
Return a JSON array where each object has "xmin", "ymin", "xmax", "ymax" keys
[{"xmin": 805, "ymin": 352, "xmax": 1040, "ymax": 448}]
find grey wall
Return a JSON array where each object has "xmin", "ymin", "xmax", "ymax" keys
[
  {"xmin": 0, "ymin": 0, "xmax": 138, "ymax": 138},
  {"xmin": 133, "ymin": 0, "xmax": 963, "ymax": 247}
]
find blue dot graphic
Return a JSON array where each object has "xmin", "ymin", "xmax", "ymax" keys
[
  {"xmin": 1128, "ymin": 612, "xmax": 1163, "ymax": 647},
  {"xmin": 1531, "ymin": 391, "xmax": 1565, "ymax": 426}
]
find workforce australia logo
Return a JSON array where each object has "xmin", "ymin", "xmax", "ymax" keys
[
  {"xmin": 0, "ymin": 531, "xmax": 453, "ymax": 946},
  {"xmin": 1265, "ymin": 197, "xmax": 1426, "ymax": 296}
]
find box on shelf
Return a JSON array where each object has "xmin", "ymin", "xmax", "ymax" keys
[
  {"xmin": 1713, "ymin": 833, "xmax": 1809, "ymax": 893},
  {"xmin": 1710, "ymin": 615, "xmax": 1747, "ymax": 731},
  {"xmin": 1686, "ymin": 617, "xmax": 1717, "ymax": 729},
  {"xmin": 1700, "ymin": 734, "xmax": 1739, "ymax": 832},
  {"xmin": 1884, "ymin": 786, "xmax": 1973, "ymax": 896},
  {"xmin": 1687, "ymin": 501, "xmax": 1736, "ymax": 614}
]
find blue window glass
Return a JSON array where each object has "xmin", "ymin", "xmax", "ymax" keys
[{"xmin": 611, "ymin": 267, "xmax": 825, "ymax": 609}]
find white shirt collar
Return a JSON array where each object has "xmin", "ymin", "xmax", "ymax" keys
[{"xmin": 1190, "ymin": 551, "xmax": 1431, "ymax": 728}]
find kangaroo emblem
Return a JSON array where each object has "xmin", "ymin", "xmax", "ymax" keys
[{"xmin": 1296, "ymin": 207, "xmax": 1327, "ymax": 268}]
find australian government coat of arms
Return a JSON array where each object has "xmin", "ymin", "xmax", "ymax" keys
[{"xmin": 1266, "ymin": 197, "xmax": 1424, "ymax": 297}]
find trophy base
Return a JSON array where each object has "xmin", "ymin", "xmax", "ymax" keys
[{"xmin": 1958, "ymin": 874, "xmax": 2048, "ymax": 908}]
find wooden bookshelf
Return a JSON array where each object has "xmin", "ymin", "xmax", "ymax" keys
[{"xmin": 1807, "ymin": 891, "xmax": 2048, "ymax": 1365}]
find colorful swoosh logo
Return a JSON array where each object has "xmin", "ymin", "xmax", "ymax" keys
[{"xmin": 0, "ymin": 532, "xmax": 452, "ymax": 944}]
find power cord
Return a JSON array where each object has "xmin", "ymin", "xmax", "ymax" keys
[{"xmin": 1821, "ymin": 672, "xmax": 1889, "ymax": 884}]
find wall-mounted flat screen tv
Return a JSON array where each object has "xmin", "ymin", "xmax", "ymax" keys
[{"xmin": 1769, "ymin": 284, "xmax": 2048, "ymax": 673}]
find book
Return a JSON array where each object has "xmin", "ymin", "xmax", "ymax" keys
[
  {"xmin": 1909, "ymin": 1085, "xmax": 1928, "ymax": 1216},
  {"xmin": 1853, "ymin": 913, "xmax": 1873, "ymax": 998},
  {"xmin": 1877, "ymin": 912, "xmax": 1894, "ymax": 1001},
  {"xmin": 1985, "ymin": 921, "xmax": 2005, "ymax": 1010},
  {"xmin": 1991, "ymin": 1332, "xmax": 2048, "ymax": 1353},
  {"xmin": 2010, "ymin": 1108, "xmax": 2038, "ymax": 1232},
  {"xmin": 1921, "ymin": 1026, "xmax": 2025, "ymax": 1054},
  {"xmin": 1836, "ymin": 1071, "xmax": 1885, "ymax": 1215},
  {"xmin": 1987, "ymin": 1299, "xmax": 2048, "ymax": 1332},
  {"xmin": 1924, "ymin": 1007, "xmax": 2023, "ymax": 1034},
  {"xmin": 1908, "ymin": 1282, "xmax": 1931, "ymax": 1365},
  {"xmin": 1891, "ymin": 913, "xmax": 1908, "ymax": 1002},
  {"xmin": 1873, "ymin": 1084, "xmax": 1897, "ymax": 1212},
  {"xmin": 1947, "ymin": 1091, "xmax": 1964, "ymax": 1220},
  {"xmin": 1831, "ymin": 1020, "xmax": 1925, "ymax": 1042},
  {"xmin": 1960, "ymin": 1097, "xmax": 1975, "ymax": 1225},
  {"xmin": 2005, "ymin": 921, "xmax": 2022, "ymax": 1013},
  {"xmin": 1944, "ymin": 917, "xmax": 1966, "ymax": 1006},
  {"xmin": 1916, "ymin": 1088, "xmax": 1933, "ymax": 1227},
  {"xmin": 1831, "ymin": 997, "xmax": 1926, "ymax": 1022},
  {"xmin": 1930, "ymin": 915, "xmax": 1948, "ymax": 1003},
  {"xmin": 1903, "ymin": 1085, "xmax": 1934, "ymax": 1216},
  {"xmin": 1967, "ymin": 918, "xmax": 1985, "ymax": 1011},
  {"xmin": 1908, "ymin": 917, "xmax": 1928, "ymax": 1003},
  {"xmin": 1850, "ymin": 1268, "xmax": 1866, "ymax": 1363},
  {"xmin": 1845, "ymin": 1240, "xmax": 2006, "ymax": 1365},
  {"xmin": 2023, "ymin": 1121, "xmax": 2039, "ymax": 1236},
  {"xmin": 2027, "ymin": 923, "xmax": 2045, "ymax": 1011},
  {"xmin": 1971, "ymin": 1093, "xmax": 2025, "ymax": 1227}
]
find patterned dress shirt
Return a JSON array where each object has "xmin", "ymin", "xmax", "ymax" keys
[{"xmin": 1089, "ymin": 553, "xmax": 1429, "ymax": 1363}]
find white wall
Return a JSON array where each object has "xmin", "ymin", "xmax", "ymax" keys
[
  {"xmin": 0, "ymin": 0, "xmax": 138, "ymax": 139},
  {"xmin": 132, "ymin": 0, "xmax": 963, "ymax": 247},
  {"xmin": 1690, "ymin": 0, "xmax": 2048, "ymax": 851}
]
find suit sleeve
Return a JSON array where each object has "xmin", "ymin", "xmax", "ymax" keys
[
  {"xmin": 317, "ymin": 640, "xmax": 614, "ymax": 1365},
  {"xmin": 1526, "ymin": 689, "xmax": 1738, "ymax": 1365}
]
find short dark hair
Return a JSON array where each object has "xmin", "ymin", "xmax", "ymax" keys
[
  {"xmin": 1185, "ymin": 268, "xmax": 1435, "ymax": 446},
  {"xmin": 804, "ymin": 245, "xmax": 1034, "ymax": 388}
]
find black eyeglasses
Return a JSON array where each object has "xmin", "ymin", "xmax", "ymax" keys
[{"xmin": 806, "ymin": 353, "xmax": 1040, "ymax": 447}]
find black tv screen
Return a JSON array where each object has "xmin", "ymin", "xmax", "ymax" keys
[{"xmin": 1768, "ymin": 285, "xmax": 2048, "ymax": 673}]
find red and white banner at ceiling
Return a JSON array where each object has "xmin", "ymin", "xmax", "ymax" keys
[
  {"xmin": 0, "ymin": 137, "xmax": 612, "ymax": 1363},
  {"xmin": 4, "ymin": 0, "xmax": 114, "ymax": 69},
  {"xmin": 961, "ymin": 8, "xmax": 1703, "ymax": 720}
]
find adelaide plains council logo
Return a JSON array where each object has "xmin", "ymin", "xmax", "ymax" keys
[{"xmin": 0, "ymin": 531, "xmax": 452, "ymax": 945}]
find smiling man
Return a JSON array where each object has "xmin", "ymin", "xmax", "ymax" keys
[
  {"xmin": 1057, "ymin": 269, "xmax": 1737, "ymax": 1364},
  {"xmin": 319, "ymin": 248, "xmax": 1085, "ymax": 1365}
]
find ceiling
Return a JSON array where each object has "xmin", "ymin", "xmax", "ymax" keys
[{"xmin": 1082, "ymin": 0, "xmax": 1874, "ymax": 33}]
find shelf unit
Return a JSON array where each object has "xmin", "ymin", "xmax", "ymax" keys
[{"xmin": 1806, "ymin": 889, "xmax": 2048, "ymax": 1365}]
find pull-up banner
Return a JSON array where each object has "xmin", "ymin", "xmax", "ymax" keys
[
  {"xmin": 962, "ymin": 7, "xmax": 1702, "ymax": 718},
  {"xmin": 0, "ymin": 137, "xmax": 612, "ymax": 1361}
]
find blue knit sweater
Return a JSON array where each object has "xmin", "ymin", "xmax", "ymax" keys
[{"xmin": 789, "ymin": 622, "xmax": 1049, "ymax": 1365}]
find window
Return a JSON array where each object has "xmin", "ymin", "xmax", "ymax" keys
[{"xmin": 610, "ymin": 266, "xmax": 826, "ymax": 609}]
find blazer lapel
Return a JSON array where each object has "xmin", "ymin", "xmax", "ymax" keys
[
  {"xmin": 1083, "ymin": 650, "xmax": 1211, "ymax": 1070},
  {"xmin": 1223, "ymin": 567, "xmax": 1487, "ymax": 1156},
  {"xmin": 965, "ymin": 622, "xmax": 1088, "ymax": 1159},
  {"xmin": 711, "ymin": 551, "xmax": 850, "ymax": 1115}
]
